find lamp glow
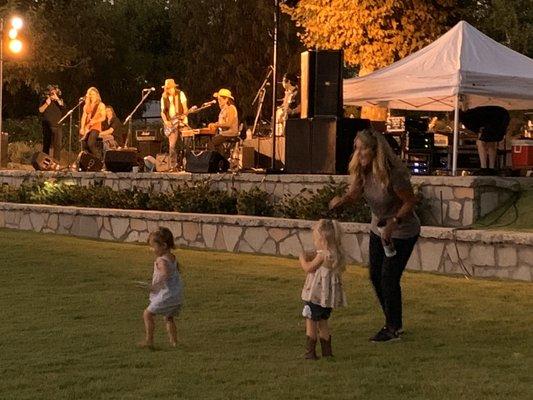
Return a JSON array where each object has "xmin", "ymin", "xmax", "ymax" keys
[
  {"xmin": 8, "ymin": 28, "xmax": 18, "ymax": 39},
  {"xmin": 8, "ymin": 39, "xmax": 23, "ymax": 54},
  {"xmin": 11, "ymin": 17, "xmax": 23, "ymax": 30}
]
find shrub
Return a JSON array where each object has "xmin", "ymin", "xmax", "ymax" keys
[{"xmin": 236, "ymin": 187, "xmax": 274, "ymax": 217}]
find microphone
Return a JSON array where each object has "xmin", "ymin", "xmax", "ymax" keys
[
  {"xmin": 79, "ymin": 96, "xmax": 85, "ymax": 102},
  {"xmin": 203, "ymin": 100, "xmax": 217, "ymax": 106},
  {"xmin": 142, "ymin": 87, "xmax": 156, "ymax": 92}
]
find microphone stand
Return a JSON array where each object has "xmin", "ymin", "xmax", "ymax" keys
[
  {"xmin": 251, "ymin": 67, "xmax": 272, "ymax": 137},
  {"xmin": 58, "ymin": 98, "xmax": 84, "ymax": 167},
  {"xmin": 123, "ymin": 90, "xmax": 153, "ymax": 148}
]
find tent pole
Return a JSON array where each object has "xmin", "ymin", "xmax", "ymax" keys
[{"xmin": 452, "ymin": 94, "xmax": 460, "ymax": 176}]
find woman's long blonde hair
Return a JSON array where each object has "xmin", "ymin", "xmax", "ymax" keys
[
  {"xmin": 348, "ymin": 129, "xmax": 407, "ymax": 188},
  {"xmin": 85, "ymin": 87, "xmax": 101, "ymax": 105},
  {"xmin": 314, "ymin": 219, "xmax": 345, "ymax": 272}
]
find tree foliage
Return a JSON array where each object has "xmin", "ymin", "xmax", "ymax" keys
[
  {"xmin": 283, "ymin": 0, "xmax": 458, "ymax": 72},
  {"xmin": 1, "ymin": 0, "xmax": 302, "ymax": 122}
]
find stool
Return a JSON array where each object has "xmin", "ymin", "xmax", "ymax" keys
[{"xmin": 221, "ymin": 136, "xmax": 242, "ymax": 171}]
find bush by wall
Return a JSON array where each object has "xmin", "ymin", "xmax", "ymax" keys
[{"xmin": 0, "ymin": 179, "xmax": 372, "ymax": 223}]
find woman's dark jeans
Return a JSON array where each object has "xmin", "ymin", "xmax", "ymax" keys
[{"xmin": 369, "ymin": 231, "xmax": 419, "ymax": 332}]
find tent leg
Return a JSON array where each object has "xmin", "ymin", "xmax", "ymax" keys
[{"xmin": 452, "ymin": 95, "xmax": 460, "ymax": 176}]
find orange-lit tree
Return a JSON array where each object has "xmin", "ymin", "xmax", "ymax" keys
[{"xmin": 284, "ymin": 0, "xmax": 457, "ymax": 71}]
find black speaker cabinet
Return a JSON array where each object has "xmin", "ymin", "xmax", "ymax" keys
[
  {"xmin": 301, "ymin": 50, "xmax": 343, "ymax": 119},
  {"xmin": 285, "ymin": 117, "xmax": 337, "ymax": 174},
  {"xmin": 285, "ymin": 117, "xmax": 371, "ymax": 174},
  {"xmin": 104, "ymin": 149, "xmax": 139, "ymax": 172},
  {"xmin": 185, "ymin": 150, "xmax": 229, "ymax": 173},
  {"xmin": 77, "ymin": 152, "xmax": 103, "ymax": 172},
  {"xmin": 138, "ymin": 141, "xmax": 162, "ymax": 158}
]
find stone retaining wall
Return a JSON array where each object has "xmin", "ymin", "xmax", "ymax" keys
[
  {"xmin": 0, "ymin": 170, "xmax": 523, "ymax": 228},
  {"xmin": 1, "ymin": 202, "xmax": 531, "ymax": 282}
]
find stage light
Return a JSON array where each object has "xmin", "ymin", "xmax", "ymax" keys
[
  {"xmin": 8, "ymin": 38, "xmax": 22, "ymax": 53},
  {"xmin": 11, "ymin": 16, "xmax": 23, "ymax": 30}
]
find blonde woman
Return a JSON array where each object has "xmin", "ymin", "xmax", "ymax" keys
[
  {"xmin": 330, "ymin": 129, "xmax": 420, "ymax": 342},
  {"xmin": 79, "ymin": 87, "xmax": 106, "ymax": 158}
]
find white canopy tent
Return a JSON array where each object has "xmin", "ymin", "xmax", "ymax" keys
[{"xmin": 343, "ymin": 21, "xmax": 533, "ymax": 175}]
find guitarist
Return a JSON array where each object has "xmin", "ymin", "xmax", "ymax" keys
[
  {"xmin": 79, "ymin": 87, "xmax": 106, "ymax": 159},
  {"xmin": 160, "ymin": 78, "xmax": 188, "ymax": 171}
]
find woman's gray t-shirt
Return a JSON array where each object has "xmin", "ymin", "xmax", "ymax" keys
[{"xmin": 362, "ymin": 168, "xmax": 420, "ymax": 239}]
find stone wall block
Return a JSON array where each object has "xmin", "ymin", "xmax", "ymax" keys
[
  {"xmin": 131, "ymin": 219, "xmax": 147, "ymax": 232},
  {"xmin": 19, "ymin": 213, "xmax": 32, "ymax": 230},
  {"xmin": 260, "ymin": 238, "xmax": 277, "ymax": 255},
  {"xmin": 470, "ymin": 244, "xmax": 496, "ymax": 266},
  {"xmin": 435, "ymin": 186, "xmax": 454, "ymax": 201},
  {"xmin": 182, "ymin": 222, "xmax": 200, "ymax": 242},
  {"xmin": 358, "ymin": 234, "xmax": 370, "ymax": 264},
  {"xmin": 110, "ymin": 217, "xmax": 130, "ymax": 239},
  {"xmin": 453, "ymin": 187, "xmax": 474, "ymax": 199},
  {"xmin": 30, "ymin": 212, "xmax": 46, "ymax": 231},
  {"xmin": 237, "ymin": 240, "xmax": 254, "ymax": 253},
  {"xmin": 341, "ymin": 234, "xmax": 363, "ymax": 264},
  {"xmin": 268, "ymin": 228, "xmax": 289, "ymax": 242},
  {"xmin": 213, "ymin": 228, "xmax": 227, "ymax": 251},
  {"xmin": 77, "ymin": 215, "xmax": 99, "ymax": 238},
  {"xmin": 406, "ymin": 244, "xmax": 421, "ymax": 271},
  {"xmin": 298, "ymin": 230, "xmax": 314, "ymax": 252},
  {"xmin": 518, "ymin": 248, "xmax": 533, "ymax": 266},
  {"xmin": 243, "ymin": 227, "xmax": 268, "ymax": 252},
  {"xmin": 164, "ymin": 221, "xmax": 183, "ymax": 240},
  {"xmin": 511, "ymin": 265, "xmax": 532, "ymax": 281},
  {"xmin": 0, "ymin": 211, "xmax": 5, "ymax": 228},
  {"xmin": 125, "ymin": 230, "xmax": 139, "ymax": 243},
  {"xmin": 222, "ymin": 225, "xmax": 242, "ymax": 252},
  {"xmin": 419, "ymin": 241, "xmax": 445, "ymax": 272},
  {"xmin": 202, "ymin": 224, "xmax": 218, "ymax": 248},
  {"xmin": 279, "ymin": 234, "xmax": 302, "ymax": 257},
  {"xmin": 5, "ymin": 210, "xmax": 21, "ymax": 226},
  {"xmin": 462, "ymin": 200, "xmax": 474, "ymax": 226},
  {"xmin": 448, "ymin": 201, "xmax": 462, "ymax": 221},
  {"xmin": 497, "ymin": 247, "xmax": 518, "ymax": 268}
]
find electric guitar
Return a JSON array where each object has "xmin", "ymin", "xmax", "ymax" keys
[{"xmin": 163, "ymin": 102, "xmax": 215, "ymax": 137}]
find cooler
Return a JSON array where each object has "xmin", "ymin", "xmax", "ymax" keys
[{"xmin": 511, "ymin": 139, "xmax": 533, "ymax": 168}]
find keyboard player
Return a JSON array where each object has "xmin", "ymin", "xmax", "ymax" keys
[{"xmin": 207, "ymin": 88, "xmax": 239, "ymax": 153}]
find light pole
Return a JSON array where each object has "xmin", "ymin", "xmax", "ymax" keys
[{"xmin": 0, "ymin": 16, "xmax": 24, "ymax": 168}]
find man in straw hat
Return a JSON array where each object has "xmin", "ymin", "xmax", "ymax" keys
[
  {"xmin": 207, "ymin": 88, "xmax": 239, "ymax": 153},
  {"xmin": 161, "ymin": 78, "xmax": 188, "ymax": 171}
]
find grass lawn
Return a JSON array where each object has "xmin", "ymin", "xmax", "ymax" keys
[{"xmin": 1, "ymin": 229, "xmax": 532, "ymax": 400}]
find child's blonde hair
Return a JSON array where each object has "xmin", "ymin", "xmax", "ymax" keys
[
  {"xmin": 148, "ymin": 227, "xmax": 175, "ymax": 250},
  {"xmin": 314, "ymin": 219, "xmax": 345, "ymax": 271}
]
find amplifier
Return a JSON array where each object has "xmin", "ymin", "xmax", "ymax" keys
[
  {"xmin": 405, "ymin": 132, "xmax": 434, "ymax": 151},
  {"xmin": 136, "ymin": 129, "xmax": 161, "ymax": 142}
]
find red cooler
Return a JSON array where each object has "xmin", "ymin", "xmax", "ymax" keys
[{"xmin": 512, "ymin": 139, "xmax": 533, "ymax": 168}]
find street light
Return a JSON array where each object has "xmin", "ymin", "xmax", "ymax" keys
[{"xmin": 0, "ymin": 16, "xmax": 25, "ymax": 168}]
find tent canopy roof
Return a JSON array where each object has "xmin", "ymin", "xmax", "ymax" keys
[{"xmin": 343, "ymin": 21, "xmax": 533, "ymax": 111}]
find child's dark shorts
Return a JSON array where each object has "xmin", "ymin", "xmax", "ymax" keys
[{"xmin": 302, "ymin": 301, "xmax": 332, "ymax": 321}]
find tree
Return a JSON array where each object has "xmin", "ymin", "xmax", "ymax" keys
[{"xmin": 283, "ymin": 0, "xmax": 457, "ymax": 72}]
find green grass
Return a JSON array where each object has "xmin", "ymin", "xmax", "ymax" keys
[
  {"xmin": 474, "ymin": 188, "xmax": 533, "ymax": 232},
  {"xmin": 1, "ymin": 229, "xmax": 532, "ymax": 400}
]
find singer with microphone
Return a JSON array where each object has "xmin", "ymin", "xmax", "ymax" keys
[
  {"xmin": 160, "ymin": 78, "xmax": 188, "ymax": 171},
  {"xmin": 79, "ymin": 87, "xmax": 106, "ymax": 159},
  {"xmin": 207, "ymin": 88, "xmax": 239, "ymax": 153},
  {"xmin": 38, "ymin": 84, "xmax": 65, "ymax": 160}
]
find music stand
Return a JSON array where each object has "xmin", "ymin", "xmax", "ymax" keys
[{"xmin": 58, "ymin": 98, "xmax": 85, "ymax": 166}]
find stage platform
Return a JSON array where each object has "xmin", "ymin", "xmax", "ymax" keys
[{"xmin": 0, "ymin": 169, "xmax": 528, "ymax": 228}]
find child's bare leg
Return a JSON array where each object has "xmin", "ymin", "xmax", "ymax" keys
[
  {"xmin": 141, "ymin": 309, "xmax": 155, "ymax": 347},
  {"xmin": 165, "ymin": 316, "xmax": 177, "ymax": 346},
  {"xmin": 318, "ymin": 320, "xmax": 330, "ymax": 340},
  {"xmin": 305, "ymin": 318, "xmax": 318, "ymax": 340}
]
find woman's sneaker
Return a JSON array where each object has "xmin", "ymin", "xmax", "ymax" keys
[{"xmin": 370, "ymin": 327, "xmax": 400, "ymax": 342}]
